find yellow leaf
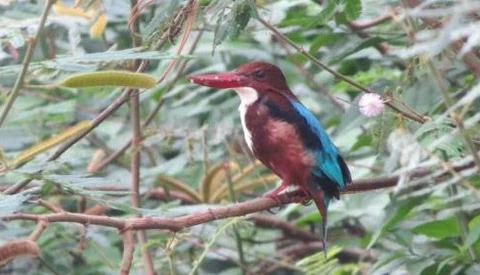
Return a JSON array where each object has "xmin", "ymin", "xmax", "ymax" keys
[
  {"xmin": 89, "ymin": 14, "xmax": 107, "ymax": 39},
  {"xmin": 12, "ymin": 121, "xmax": 92, "ymax": 168},
  {"xmin": 210, "ymin": 174, "xmax": 279, "ymax": 202},
  {"xmin": 53, "ymin": 3, "xmax": 91, "ymax": 19},
  {"xmin": 231, "ymin": 160, "xmax": 262, "ymax": 183},
  {"xmin": 154, "ymin": 175, "xmax": 202, "ymax": 203},
  {"xmin": 199, "ymin": 162, "xmax": 238, "ymax": 202}
]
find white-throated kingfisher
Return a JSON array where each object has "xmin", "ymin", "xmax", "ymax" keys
[{"xmin": 187, "ymin": 61, "xmax": 351, "ymax": 253}]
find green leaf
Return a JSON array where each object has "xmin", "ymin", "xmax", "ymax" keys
[
  {"xmin": 0, "ymin": 48, "xmax": 183, "ymax": 75},
  {"xmin": 296, "ymin": 246, "xmax": 342, "ymax": 275},
  {"xmin": 351, "ymin": 133, "xmax": 372, "ymax": 151},
  {"xmin": 371, "ymin": 251, "xmax": 407, "ymax": 273},
  {"xmin": 368, "ymin": 197, "xmax": 423, "ymax": 249},
  {"xmin": 315, "ymin": 0, "xmax": 338, "ymax": 25},
  {"xmin": 295, "ymin": 210, "xmax": 321, "ymax": 226},
  {"xmin": 213, "ymin": 6, "xmax": 231, "ymax": 47},
  {"xmin": 406, "ymin": 259, "xmax": 435, "ymax": 275},
  {"xmin": 464, "ymin": 222, "xmax": 480, "ymax": 248},
  {"xmin": 309, "ymin": 33, "xmax": 342, "ymax": 54},
  {"xmin": 464, "ymin": 215, "xmax": 480, "ymax": 249},
  {"xmin": 413, "ymin": 217, "xmax": 461, "ymax": 239},
  {"xmin": 143, "ymin": 0, "xmax": 182, "ymax": 38},
  {"xmin": 229, "ymin": 1, "xmax": 252, "ymax": 39},
  {"xmin": 330, "ymin": 36, "xmax": 386, "ymax": 64},
  {"xmin": 213, "ymin": 0, "xmax": 253, "ymax": 47},
  {"xmin": 343, "ymin": 0, "xmax": 362, "ymax": 21},
  {"xmin": 469, "ymin": 214, "xmax": 480, "ymax": 229},
  {"xmin": 9, "ymin": 100, "xmax": 75, "ymax": 123},
  {"xmin": 316, "ymin": 0, "xmax": 362, "ymax": 26}
]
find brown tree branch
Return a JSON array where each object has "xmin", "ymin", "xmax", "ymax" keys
[
  {"xmin": 0, "ymin": 239, "xmax": 39, "ymax": 264},
  {"xmin": 130, "ymin": 86, "xmax": 155, "ymax": 274},
  {"xmin": 3, "ymin": 191, "xmax": 305, "ymax": 231},
  {"xmin": 0, "ymin": 172, "xmax": 439, "ymax": 232},
  {"xmin": 346, "ymin": 9, "xmax": 399, "ymax": 58},
  {"xmin": 348, "ymin": 12, "xmax": 395, "ymax": 30},
  {"xmin": 28, "ymin": 220, "xmax": 48, "ymax": 241},
  {"xmin": 37, "ymin": 199, "xmax": 64, "ymax": 213},
  {"xmin": 3, "ymin": 160, "xmax": 475, "ymax": 234},
  {"xmin": 120, "ymin": 229, "xmax": 135, "ymax": 275},
  {"xmin": 129, "ymin": 0, "xmax": 156, "ymax": 272}
]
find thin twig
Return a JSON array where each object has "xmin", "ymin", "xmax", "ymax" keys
[
  {"xmin": 0, "ymin": 0, "xmax": 55, "ymax": 129},
  {"xmin": 28, "ymin": 220, "xmax": 48, "ymax": 241},
  {"xmin": 37, "ymin": 199, "xmax": 64, "ymax": 213},
  {"xmin": 130, "ymin": 87, "xmax": 156, "ymax": 274},
  {"xmin": 348, "ymin": 12, "xmax": 395, "ymax": 30},
  {"xmin": 156, "ymin": 0, "xmax": 198, "ymax": 83},
  {"xmin": 257, "ymin": 16, "xmax": 427, "ymax": 124}
]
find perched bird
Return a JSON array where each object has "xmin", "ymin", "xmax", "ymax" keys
[{"xmin": 188, "ymin": 61, "xmax": 351, "ymax": 253}]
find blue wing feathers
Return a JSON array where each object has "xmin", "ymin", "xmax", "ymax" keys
[
  {"xmin": 289, "ymin": 100, "xmax": 348, "ymax": 189},
  {"xmin": 262, "ymin": 97, "xmax": 350, "ymax": 194}
]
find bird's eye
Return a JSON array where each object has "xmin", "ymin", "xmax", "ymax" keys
[{"xmin": 254, "ymin": 70, "xmax": 266, "ymax": 79}]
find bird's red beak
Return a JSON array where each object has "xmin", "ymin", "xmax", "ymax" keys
[{"xmin": 187, "ymin": 72, "xmax": 248, "ymax": 89}]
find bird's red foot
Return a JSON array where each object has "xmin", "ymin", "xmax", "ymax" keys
[
  {"xmin": 263, "ymin": 192, "xmax": 285, "ymax": 214},
  {"xmin": 263, "ymin": 182, "xmax": 289, "ymax": 206},
  {"xmin": 264, "ymin": 192, "xmax": 283, "ymax": 206}
]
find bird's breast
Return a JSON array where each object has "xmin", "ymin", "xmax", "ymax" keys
[{"xmin": 243, "ymin": 103, "xmax": 314, "ymax": 180}]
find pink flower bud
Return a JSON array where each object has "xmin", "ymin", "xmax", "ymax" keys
[{"xmin": 359, "ymin": 93, "xmax": 385, "ymax": 117}]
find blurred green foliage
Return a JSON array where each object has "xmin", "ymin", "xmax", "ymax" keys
[{"xmin": 0, "ymin": 0, "xmax": 480, "ymax": 274}]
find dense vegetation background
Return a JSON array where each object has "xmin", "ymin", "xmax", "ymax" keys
[{"xmin": 1, "ymin": 0, "xmax": 479, "ymax": 274}]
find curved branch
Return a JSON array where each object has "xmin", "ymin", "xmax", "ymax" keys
[
  {"xmin": 3, "ymin": 191, "xmax": 304, "ymax": 231},
  {"xmin": 3, "ymin": 160, "xmax": 475, "ymax": 232}
]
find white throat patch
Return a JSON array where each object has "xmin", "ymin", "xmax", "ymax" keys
[
  {"xmin": 234, "ymin": 87, "xmax": 259, "ymax": 106},
  {"xmin": 233, "ymin": 87, "xmax": 258, "ymax": 152}
]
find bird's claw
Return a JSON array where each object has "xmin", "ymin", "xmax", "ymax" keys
[
  {"xmin": 288, "ymin": 188, "xmax": 310, "ymax": 205},
  {"xmin": 265, "ymin": 193, "xmax": 282, "ymax": 205},
  {"xmin": 301, "ymin": 198, "xmax": 313, "ymax": 206},
  {"xmin": 264, "ymin": 193, "xmax": 285, "ymax": 214}
]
